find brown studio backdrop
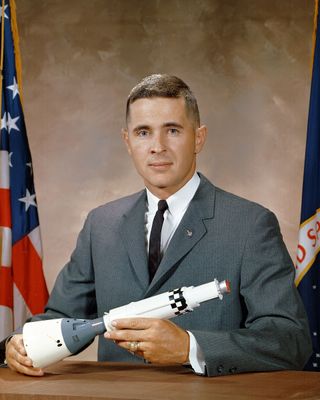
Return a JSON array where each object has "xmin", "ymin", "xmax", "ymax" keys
[{"xmin": 15, "ymin": 0, "xmax": 313, "ymax": 359}]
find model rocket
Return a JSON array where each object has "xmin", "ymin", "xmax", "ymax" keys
[{"xmin": 23, "ymin": 279, "xmax": 230, "ymax": 368}]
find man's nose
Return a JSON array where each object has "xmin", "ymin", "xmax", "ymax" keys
[{"xmin": 150, "ymin": 132, "xmax": 166, "ymax": 153}]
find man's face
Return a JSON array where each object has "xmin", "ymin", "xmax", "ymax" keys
[{"xmin": 123, "ymin": 97, "xmax": 207, "ymax": 198}]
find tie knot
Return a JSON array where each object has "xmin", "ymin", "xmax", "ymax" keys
[{"xmin": 158, "ymin": 200, "xmax": 168, "ymax": 213}]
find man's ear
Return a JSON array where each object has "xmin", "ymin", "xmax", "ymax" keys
[
  {"xmin": 122, "ymin": 128, "xmax": 132, "ymax": 155},
  {"xmin": 195, "ymin": 125, "xmax": 207, "ymax": 154}
]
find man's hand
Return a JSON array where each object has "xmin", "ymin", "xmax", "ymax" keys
[
  {"xmin": 5, "ymin": 334, "xmax": 44, "ymax": 376},
  {"xmin": 104, "ymin": 318, "xmax": 190, "ymax": 364}
]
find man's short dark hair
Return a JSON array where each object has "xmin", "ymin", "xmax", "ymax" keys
[{"xmin": 126, "ymin": 74, "xmax": 200, "ymax": 127}]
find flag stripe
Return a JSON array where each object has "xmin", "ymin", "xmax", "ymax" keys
[
  {"xmin": 0, "ymin": 306, "xmax": 13, "ymax": 341},
  {"xmin": 0, "ymin": 150, "xmax": 10, "ymax": 188},
  {"xmin": 13, "ymin": 282, "xmax": 31, "ymax": 327},
  {"xmin": 0, "ymin": 266, "xmax": 13, "ymax": 308},
  {"xmin": 1, "ymin": 226, "xmax": 11, "ymax": 266},
  {"xmin": 12, "ymin": 235, "xmax": 48, "ymax": 314},
  {"xmin": 28, "ymin": 226, "xmax": 42, "ymax": 258},
  {"xmin": 0, "ymin": 188, "xmax": 11, "ymax": 226}
]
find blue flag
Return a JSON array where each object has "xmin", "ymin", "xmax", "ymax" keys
[{"xmin": 295, "ymin": 2, "xmax": 320, "ymax": 371}]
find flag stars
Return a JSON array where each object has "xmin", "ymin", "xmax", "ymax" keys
[
  {"xmin": 7, "ymin": 113, "xmax": 20, "ymax": 133},
  {"xmin": 316, "ymin": 353, "xmax": 320, "ymax": 358},
  {"xmin": 1, "ymin": 112, "xmax": 20, "ymax": 133},
  {"xmin": 312, "ymin": 285, "xmax": 317, "ymax": 289},
  {"xmin": 9, "ymin": 152, "xmax": 13, "ymax": 167},
  {"xmin": 0, "ymin": 4, "xmax": 9, "ymax": 20},
  {"xmin": 6, "ymin": 77, "xmax": 19, "ymax": 99},
  {"xmin": 18, "ymin": 189, "xmax": 37, "ymax": 211},
  {"xmin": 313, "ymin": 332, "xmax": 318, "ymax": 336}
]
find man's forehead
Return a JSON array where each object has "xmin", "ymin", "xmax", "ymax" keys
[{"xmin": 128, "ymin": 97, "xmax": 188, "ymax": 121}]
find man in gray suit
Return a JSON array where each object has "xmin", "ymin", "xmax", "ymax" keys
[{"xmin": 3, "ymin": 74, "xmax": 312, "ymax": 376}]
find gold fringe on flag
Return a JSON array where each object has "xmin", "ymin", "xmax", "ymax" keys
[
  {"xmin": 311, "ymin": 0, "xmax": 319, "ymax": 69},
  {"xmin": 10, "ymin": 0, "xmax": 23, "ymax": 107}
]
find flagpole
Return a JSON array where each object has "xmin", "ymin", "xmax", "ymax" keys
[
  {"xmin": 0, "ymin": 0, "xmax": 5, "ymax": 117},
  {"xmin": 0, "ymin": 0, "xmax": 5, "ymax": 268}
]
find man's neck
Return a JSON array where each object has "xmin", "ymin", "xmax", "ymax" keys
[
  {"xmin": 145, "ymin": 172, "xmax": 198, "ymax": 200},
  {"xmin": 146, "ymin": 172, "xmax": 200, "ymax": 203}
]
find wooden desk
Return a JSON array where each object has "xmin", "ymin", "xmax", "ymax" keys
[{"xmin": 0, "ymin": 361, "xmax": 319, "ymax": 400}]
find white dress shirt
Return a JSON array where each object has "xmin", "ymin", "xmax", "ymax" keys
[{"xmin": 145, "ymin": 172, "xmax": 206, "ymax": 374}]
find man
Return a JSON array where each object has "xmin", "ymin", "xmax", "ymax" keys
[{"xmin": 1, "ymin": 74, "xmax": 312, "ymax": 376}]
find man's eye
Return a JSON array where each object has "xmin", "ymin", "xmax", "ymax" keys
[
  {"xmin": 137, "ymin": 130, "xmax": 149, "ymax": 137},
  {"xmin": 168, "ymin": 128, "xmax": 179, "ymax": 135}
]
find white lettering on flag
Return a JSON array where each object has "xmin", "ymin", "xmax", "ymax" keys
[{"xmin": 295, "ymin": 209, "xmax": 320, "ymax": 285}]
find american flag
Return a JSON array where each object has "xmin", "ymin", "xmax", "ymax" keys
[{"xmin": 0, "ymin": 0, "xmax": 48, "ymax": 341}]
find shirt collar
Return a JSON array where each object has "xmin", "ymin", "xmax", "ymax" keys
[{"xmin": 146, "ymin": 172, "xmax": 200, "ymax": 216}]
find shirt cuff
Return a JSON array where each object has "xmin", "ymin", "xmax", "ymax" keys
[
  {"xmin": 187, "ymin": 331, "xmax": 206, "ymax": 374},
  {"xmin": 0, "ymin": 336, "xmax": 13, "ymax": 367}
]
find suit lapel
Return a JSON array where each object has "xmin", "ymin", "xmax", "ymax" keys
[
  {"xmin": 145, "ymin": 175, "xmax": 216, "ymax": 296},
  {"xmin": 119, "ymin": 190, "xmax": 149, "ymax": 291}
]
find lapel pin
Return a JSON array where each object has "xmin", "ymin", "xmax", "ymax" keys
[{"xmin": 186, "ymin": 229, "xmax": 193, "ymax": 237}]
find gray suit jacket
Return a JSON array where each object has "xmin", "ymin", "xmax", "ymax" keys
[{"xmin": 17, "ymin": 174, "xmax": 312, "ymax": 376}]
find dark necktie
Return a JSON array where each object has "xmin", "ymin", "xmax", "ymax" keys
[{"xmin": 148, "ymin": 200, "xmax": 168, "ymax": 282}]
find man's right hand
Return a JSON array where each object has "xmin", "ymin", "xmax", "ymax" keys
[{"xmin": 5, "ymin": 334, "xmax": 44, "ymax": 376}]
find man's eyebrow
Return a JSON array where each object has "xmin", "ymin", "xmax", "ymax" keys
[
  {"xmin": 162, "ymin": 122, "xmax": 184, "ymax": 129},
  {"xmin": 133, "ymin": 124, "xmax": 151, "ymax": 132}
]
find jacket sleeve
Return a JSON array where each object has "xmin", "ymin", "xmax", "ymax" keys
[{"xmin": 191, "ymin": 208, "xmax": 312, "ymax": 376}]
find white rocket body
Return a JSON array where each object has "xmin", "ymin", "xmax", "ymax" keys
[
  {"xmin": 103, "ymin": 279, "xmax": 228, "ymax": 330},
  {"xmin": 23, "ymin": 279, "xmax": 230, "ymax": 368}
]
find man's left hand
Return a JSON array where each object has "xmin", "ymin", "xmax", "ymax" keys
[{"xmin": 104, "ymin": 318, "xmax": 189, "ymax": 364}]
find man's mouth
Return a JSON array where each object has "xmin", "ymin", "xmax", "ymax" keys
[{"xmin": 148, "ymin": 161, "xmax": 173, "ymax": 169}]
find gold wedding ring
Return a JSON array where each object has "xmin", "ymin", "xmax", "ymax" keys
[{"xmin": 129, "ymin": 341, "xmax": 139, "ymax": 353}]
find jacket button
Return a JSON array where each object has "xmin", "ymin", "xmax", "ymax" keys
[
  {"xmin": 229, "ymin": 367, "xmax": 237, "ymax": 374},
  {"xmin": 217, "ymin": 365, "xmax": 224, "ymax": 374}
]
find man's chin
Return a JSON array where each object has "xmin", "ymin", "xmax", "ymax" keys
[
  {"xmin": 149, "ymin": 181, "xmax": 170, "ymax": 189},
  {"xmin": 144, "ymin": 178, "xmax": 173, "ymax": 191}
]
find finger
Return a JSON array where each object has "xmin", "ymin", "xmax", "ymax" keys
[
  {"xmin": 111, "ymin": 317, "xmax": 155, "ymax": 330},
  {"xmin": 104, "ymin": 329, "xmax": 146, "ymax": 342},
  {"xmin": 117, "ymin": 340, "xmax": 145, "ymax": 352},
  {"xmin": 6, "ymin": 351, "xmax": 44, "ymax": 376},
  {"xmin": 10, "ymin": 360, "xmax": 44, "ymax": 377},
  {"xmin": 6, "ymin": 338, "xmax": 37, "ymax": 371},
  {"xmin": 7, "ymin": 340, "xmax": 32, "ymax": 367},
  {"xmin": 15, "ymin": 352, "xmax": 34, "ymax": 367},
  {"xmin": 116, "ymin": 340, "xmax": 134, "ymax": 352},
  {"xmin": 7, "ymin": 349, "xmax": 33, "ymax": 368},
  {"xmin": 9, "ymin": 335, "xmax": 27, "ymax": 357},
  {"xmin": 16, "ymin": 340, "xmax": 28, "ymax": 356}
]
